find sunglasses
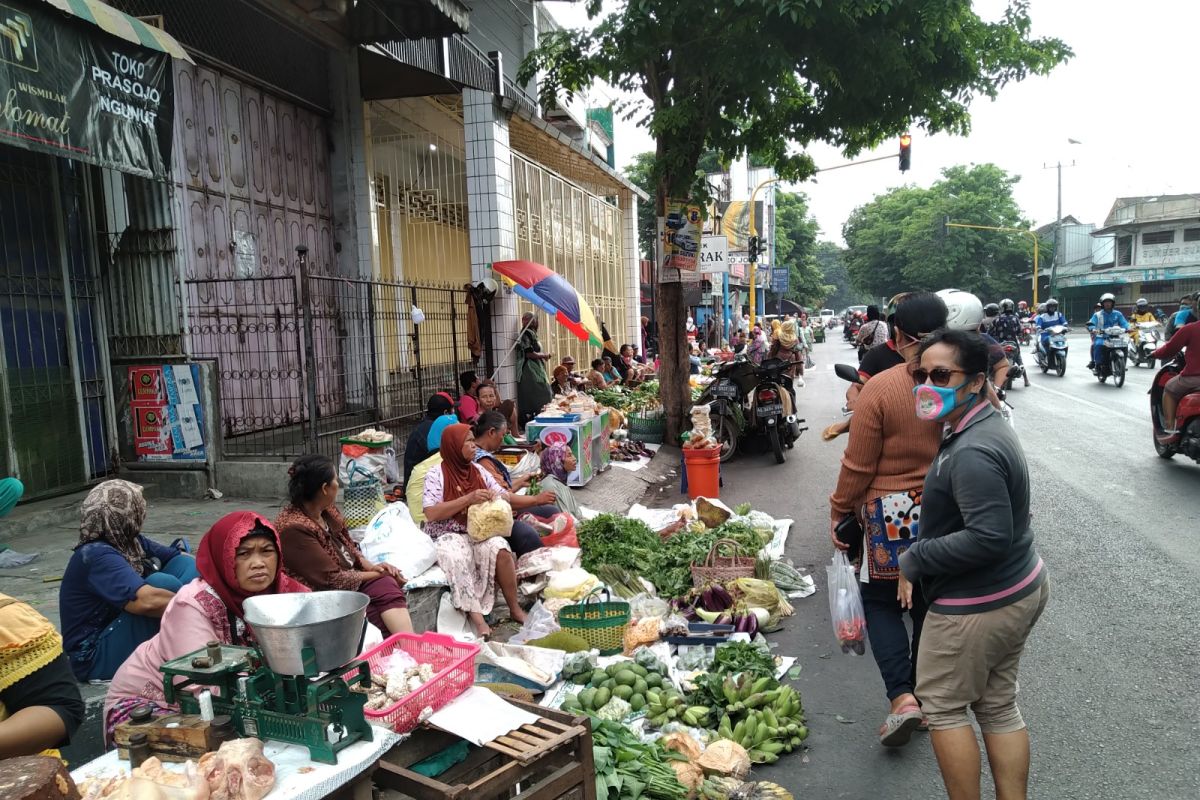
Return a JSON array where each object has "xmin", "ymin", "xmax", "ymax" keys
[{"xmin": 910, "ymin": 366, "xmax": 968, "ymax": 387}]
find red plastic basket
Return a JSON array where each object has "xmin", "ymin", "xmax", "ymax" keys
[{"xmin": 357, "ymin": 632, "xmax": 480, "ymax": 733}]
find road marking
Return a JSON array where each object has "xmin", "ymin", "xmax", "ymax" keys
[{"xmin": 1027, "ymin": 380, "xmax": 1147, "ymax": 425}]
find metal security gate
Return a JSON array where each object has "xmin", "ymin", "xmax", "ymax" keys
[{"xmin": 0, "ymin": 147, "xmax": 111, "ymax": 498}]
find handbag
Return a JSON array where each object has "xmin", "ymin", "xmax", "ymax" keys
[
  {"xmin": 834, "ymin": 513, "xmax": 863, "ymax": 562},
  {"xmin": 861, "ymin": 491, "xmax": 921, "ymax": 581}
]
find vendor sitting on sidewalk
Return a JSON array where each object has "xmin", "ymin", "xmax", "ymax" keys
[
  {"xmin": 60, "ymin": 479, "xmax": 200, "ymax": 681},
  {"xmin": 277, "ymin": 455, "xmax": 413, "ymax": 636},
  {"xmin": 539, "ymin": 443, "xmax": 584, "ymax": 519},
  {"xmin": 103, "ymin": 511, "xmax": 308, "ymax": 743},
  {"xmin": 423, "ymin": 424, "xmax": 528, "ymax": 638},
  {"xmin": 472, "ymin": 412, "xmax": 562, "ymax": 557}
]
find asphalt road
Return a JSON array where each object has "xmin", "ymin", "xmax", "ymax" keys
[{"xmin": 723, "ymin": 333, "xmax": 1200, "ymax": 799}]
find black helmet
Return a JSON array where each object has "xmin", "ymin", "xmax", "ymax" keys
[
  {"xmin": 1000, "ymin": 298, "xmax": 1015, "ymax": 313},
  {"xmin": 984, "ymin": 302, "xmax": 1000, "ymax": 317}
]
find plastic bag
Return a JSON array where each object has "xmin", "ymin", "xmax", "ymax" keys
[
  {"xmin": 508, "ymin": 451, "xmax": 543, "ymax": 479},
  {"xmin": 467, "ymin": 497, "xmax": 514, "ymax": 542},
  {"xmin": 360, "ymin": 503, "xmax": 438, "ymax": 580},
  {"xmin": 659, "ymin": 614, "xmax": 690, "ymax": 639},
  {"xmin": 826, "ymin": 550, "xmax": 867, "ymax": 655},
  {"xmin": 629, "ymin": 593, "xmax": 670, "ymax": 621},
  {"xmin": 509, "ymin": 600, "xmax": 561, "ymax": 645},
  {"xmin": 543, "ymin": 568, "xmax": 599, "ymax": 600}
]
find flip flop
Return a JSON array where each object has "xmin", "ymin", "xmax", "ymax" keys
[{"xmin": 879, "ymin": 705, "xmax": 924, "ymax": 747}]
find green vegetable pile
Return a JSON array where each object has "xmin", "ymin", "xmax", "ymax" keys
[
  {"xmin": 586, "ymin": 381, "xmax": 662, "ymax": 414},
  {"xmin": 590, "ymin": 719, "xmax": 687, "ymax": 800},
  {"xmin": 560, "ymin": 659, "xmax": 669, "ymax": 718},
  {"xmin": 576, "ymin": 515, "xmax": 774, "ymax": 600}
]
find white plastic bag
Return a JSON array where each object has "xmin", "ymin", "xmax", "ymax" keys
[
  {"xmin": 826, "ymin": 551, "xmax": 867, "ymax": 655},
  {"xmin": 339, "ymin": 450, "xmax": 397, "ymax": 485},
  {"xmin": 360, "ymin": 503, "xmax": 438, "ymax": 580},
  {"xmin": 508, "ymin": 601, "xmax": 561, "ymax": 645},
  {"xmin": 508, "ymin": 451, "xmax": 543, "ymax": 479}
]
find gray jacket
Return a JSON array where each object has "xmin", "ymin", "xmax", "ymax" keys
[{"xmin": 899, "ymin": 404, "xmax": 1044, "ymax": 614}]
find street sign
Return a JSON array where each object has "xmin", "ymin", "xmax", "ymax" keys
[
  {"xmin": 771, "ymin": 267, "xmax": 789, "ymax": 294},
  {"xmin": 699, "ymin": 235, "xmax": 729, "ymax": 273}
]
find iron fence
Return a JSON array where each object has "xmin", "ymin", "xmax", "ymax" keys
[{"xmin": 185, "ymin": 265, "xmax": 473, "ymax": 461}]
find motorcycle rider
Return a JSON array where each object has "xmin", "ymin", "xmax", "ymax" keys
[
  {"xmin": 1166, "ymin": 294, "xmax": 1198, "ymax": 339},
  {"xmin": 1036, "ymin": 298, "xmax": 1069, "ymax": 361},
  {"xmin": 937, "ymin": 289, "xmax": 1008, "ymax": 407},
  {"xmin": 1129, "ymin": 298, "xmax": 1158, "ymax": 347},
  {"xmin": 983, "ymin": 302, "xmax": 1001, "ymax": 336},
  {"xmin": 1086, "ymin": 293, "xmax": 1129, "ymax": 372},
  {"xmin": 1017, "ymin": 300, "xmax": 1032, "ymax": 322},
  {"xmin": 1151, "ymin": 293, "xmax": 1200, "ymax": 437},
  {"xmin": 992, "ymin": 299, "xmax": 1029, "ymax": 386}
]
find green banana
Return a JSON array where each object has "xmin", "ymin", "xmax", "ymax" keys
[
  {"xmin": 760, "ymin": 740, "xmax": 786, "ymax": 755},
  {"xmin": 796, "ymin": 725, "xmax": 809, "ymax": 741},
  {"xmin": 732, "ymin": 720, "xmax": 746, "ymax": 742},
  {"xmin": 718, "ymin": 715, "xmax": 734, "ymax": 739},
  {"xmin": 764, "ymin": 708, "xmax": 780, "ymax": 729},
  {"xmin": 744, "ymin": 716, "xmax": 758, "ymax": 742},
  {"xmin": 750, "ymin": 676, "xmax": 774, "ymax": 694},
  {"xmin": 722, "ymin": 679, "xmax": 739, "ymax": 706}
]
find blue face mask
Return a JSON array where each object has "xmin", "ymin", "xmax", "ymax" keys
[{"xmin": 913, "ymin": 381, "xmax": 975, "ymax": 421}]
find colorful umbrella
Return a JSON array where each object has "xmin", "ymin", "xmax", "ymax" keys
[{"xmin": 492, "ymin": 260, "xmax": 604, "ymax": 347}]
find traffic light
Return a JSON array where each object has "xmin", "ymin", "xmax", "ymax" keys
[
  {"xmin": 898, "ymin": 133, "xmax": 912, "ymax": 172},
  {"xmin": 748, "ymin": 235, "xmax": 760, "ymax": 262}
]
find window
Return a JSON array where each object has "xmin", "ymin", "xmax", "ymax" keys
[
  {"xmin": 1117, "ymin": 235, "xmax": 1133, "ymax": 266},
  {"xmin": 1183, "ymin": 228, "xmax": 1200, "ymax": 242},
  {"xmin": 1142, "ymin": 230, "xmax": 1175, "ymax": 245}
]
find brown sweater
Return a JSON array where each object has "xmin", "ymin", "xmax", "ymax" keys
[{"xmin": 829, "ymin": 363, "xmax": 943, "ymax": 518}]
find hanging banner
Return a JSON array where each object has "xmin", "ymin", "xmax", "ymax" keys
[
  {"xmin": 0, "ymin": 0, "xmax": 174, "ymax": 178},
  {"xmin": 700, "ymin": 235, "xmax": 729, "ymax": 274},
  {"xmin": 663, "ymin": 200, "xmax": 703, "ymax": 271}
]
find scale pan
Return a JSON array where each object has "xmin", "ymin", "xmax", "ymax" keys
[{"xmin": 243, "ymin": 591, "xmax": 368, "ymax": 675}]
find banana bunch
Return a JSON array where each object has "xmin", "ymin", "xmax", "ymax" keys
[
  {"xmin": 645, "ymin": 687, "xmax": 712, "ymax": 729},
  {"xmin": 713, "ymin": 673, "xmax": 807, "ymax": 764}
]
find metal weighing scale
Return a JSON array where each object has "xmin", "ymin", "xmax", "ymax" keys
[{"xmin": 160, "ymin": 591, "xmax": 375, "ymax": 764}]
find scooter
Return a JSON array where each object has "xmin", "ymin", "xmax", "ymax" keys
[
  {"xmin": 753, "ymin": 357, "xmax": 806, "ymax": 463},
  {"xmin": 696, "ymin": 356, "xmax": 805, "ymax": 463},
  {"xmin": 1093, "ymin": 326, "xmax": 1129, "ymax": 387},
  {"xmin": 999, "ymin": 341, "xmax": 1028, "ymax": 391},
  {"xmin": 1150, "ymin": 356, "xmax": 1200, "ymax": 463},
  {"xmin": 1130, "ymin": 321, "xmax": 1163, "ymax": 369},
  {"xmin": 1018, "ymin": 321, "xmax": 1033, "ymax": 346},
  {"xmin": 1034, "ymin": 325, "xmax": 1069, "ymax": 376}
]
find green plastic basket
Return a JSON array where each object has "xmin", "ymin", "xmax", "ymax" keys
[
  {"xmin": 557, "ymin": 588, "xmax": 630, "ymax": 656},
  {"xmin": 627, "ymin": 412, "xmax": 665, "ymax": 444}
]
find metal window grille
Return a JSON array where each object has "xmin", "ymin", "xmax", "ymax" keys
[{"xmin": 1141, "ymin": 230, "xmax": 1175, "ymax": 246}]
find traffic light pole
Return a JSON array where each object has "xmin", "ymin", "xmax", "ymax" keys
[
  {"xmin": 945, "ymin": 221, "xmax": 1040, "ymax": 307},
  {"xmin": 747, "ymin": 177, "xmax": 781, "ymax": 329}
]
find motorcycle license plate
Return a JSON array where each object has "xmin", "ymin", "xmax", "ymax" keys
[
  {"xmin": 757, "ymin": 403, "xmax": 783, "ymax": 416},
  {"xmin": 715, "ymin": 382, "xmax": 739, "ymax": 399}
]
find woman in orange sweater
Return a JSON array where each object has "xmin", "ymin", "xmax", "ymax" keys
[{"xmin": 828, "ymin": 291, "xmax": 947, "ymax": 748}]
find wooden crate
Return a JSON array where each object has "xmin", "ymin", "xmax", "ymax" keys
[{"xmin": 372, "ymin": 700, "xmax": 596, "ymax": 800}]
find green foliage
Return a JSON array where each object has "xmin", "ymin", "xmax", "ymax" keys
[
  {"xmin": 816, "ymin": 242, "xmax": 870, "ymax": 310},
  {"xmin": 622, "ymin": 152, "xmax": 657, "ymax": 260},
  {"xmin": 843, "ymin": 163, "xmax": 1038, "ymax": 299},
  {"xmin": 771, "ymin": 191, "xmax": 833, "ymax": 309}
]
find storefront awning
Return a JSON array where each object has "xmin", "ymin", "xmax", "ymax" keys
[{"xmin": 42, "ymin": 0, "xmax": 193, "ymax": 62}]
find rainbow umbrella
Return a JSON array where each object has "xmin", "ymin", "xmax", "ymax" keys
[{"xmin": 493, "ymin": 260, "xmax": 604, "ymax": 347}]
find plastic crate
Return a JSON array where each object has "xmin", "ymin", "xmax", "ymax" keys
[{"xmin": 358, "ymin": 632, "xmax": 480, "ymax": 733}]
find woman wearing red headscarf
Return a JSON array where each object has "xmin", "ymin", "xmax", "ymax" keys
[
  {"xmin": 423, "ymin": 423, "xmax": 525, "ymax": 638},
  {"xmin": 102, "ymin": 511, "xmax": 307, "ymax": 744}
]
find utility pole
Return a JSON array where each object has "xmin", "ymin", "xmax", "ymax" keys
[{"xmin": 1045, "ymin": 154, "xmax": 1077, "ymax": 299}]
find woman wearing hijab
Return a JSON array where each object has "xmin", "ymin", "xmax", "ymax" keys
[
  {"xmin": 59, "ymin": 480, "xmax": 200, "ymax": 681},
  {"xmin": 746, "ymin": 324, "xmax": 768, "ymax": 365},
  {"xmin": 768, "ymin": 318, "xmax": 806, "ymax": 383},
  {"xmin": 516, "ymin": 313, "xmax": 553, "ymax": 426},
  {"xmin": 104, "ymin": 512, "xmax": 308, "ymax": 743},
  {"xmin": 0, "ymin": 594, "xmax": 83, "ymax": 758},
  {"xmin": 0, "ymin": 477, "xmax": 22, "ymax": 517},
  {"xmin": 423, "ymin": 424, "xmax": 526, "ymax": 638},
  {"xmin": 277, "ymin": 456, "xmax": 413, "ymax": 636},
  {"xmin": 538, "ymin": 443, "xmax": 583, "ymax": 519}
]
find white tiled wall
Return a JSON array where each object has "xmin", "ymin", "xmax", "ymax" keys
[
  {"xmin": 464, "ymin": 88, "xmax": 520, "ymax": 399},
  {"xmin": 622, "ymin": 196, "xmax": 642, "ymax": 351}
]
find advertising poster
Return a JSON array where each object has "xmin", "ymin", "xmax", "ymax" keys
[
  {"xmin": 128, "ymin": 364, "xmax": 206, "ymax": 461},
  {"xmin": 664, "ymin": 200, "xmax": 703, "ymax": 271}
]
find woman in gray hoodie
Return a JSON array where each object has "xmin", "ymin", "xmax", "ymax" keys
[{"xmin": 899, "ymin": 328, "xmax": 1049, "ymax": 800}]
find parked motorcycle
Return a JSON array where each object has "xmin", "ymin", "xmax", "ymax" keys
[
  {"xmin": 1130, "ymin": 321, "xmax": 1163, "ymax": 369},
  {"xmin": 1034, "ymin": 324, "xmax": 1069, "ymax": 376},
  {"xmin": 1150, "ymin": 356, "xmax": 1200, "ymax": 463},
  {"xmin": 1094, "ymin": 326, "xmax": 1129, "ymax": 387},
  {"xmin": 1000, "ymin": 341, "xmax": 1027, "ymax": 391},
  {"xmin": 696, "ymin": 356, "xmax": 805, "ymax": 463}
]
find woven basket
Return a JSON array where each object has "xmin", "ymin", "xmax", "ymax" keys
[
  {"xmin": 691, "ymin": 537, "xmax": 757, "ymax": 588},
  {"xmin": 628, "ymin": 412, "xmax": 665, "ymax": 444},
  {"xmin": 558, "ymin": 588, "xmax": 630, "ymax": 656},
  {"xmin": 342, "ymin": 462, "xmax": 385, "ymax": 528}
]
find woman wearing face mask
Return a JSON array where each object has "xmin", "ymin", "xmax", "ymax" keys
[
  {"xmin": 828, "ymin": 291, "xmax": 948, "ymax": 747},
  {"xmin": 103, "ymin": 512, "xmax": 308, "ymax": 743},
  {"xmin": 900, "ymin": 329, "xmax": 1047, "ymax": 800}
]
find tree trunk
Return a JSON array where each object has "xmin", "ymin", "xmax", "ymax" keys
[{"xmin": 654, "ymin": 188, "xmax": 689, "ymax": 443}]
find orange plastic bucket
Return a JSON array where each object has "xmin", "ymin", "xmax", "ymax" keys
[{"xmin": 683, "ymin": 446, "xmax": 721, "ymax": 500}]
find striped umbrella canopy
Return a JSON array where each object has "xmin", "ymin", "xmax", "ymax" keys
[{"xmin": 492, "ymin": 260, "xmax": 604, "ymax": 348}]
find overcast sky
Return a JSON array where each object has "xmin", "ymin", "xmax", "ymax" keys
[{"xmin": 543, "ymin": 0, "xmax": 1200, "ymax": 244}]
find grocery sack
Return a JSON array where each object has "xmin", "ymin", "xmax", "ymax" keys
[
  {"xmin": 467, "ymin": 497, "xmax": 514, "ymax": 542},
  {"xmin": 339, "ymin": 436, "xmax": 399, "ymax": 485},
  {"xmin": 826, "ymin": 550, "xmax": 867, "ymax": 655},
  {"xmin": 360, "ymin": 503, "xmax": 438, "ymax": 581}
]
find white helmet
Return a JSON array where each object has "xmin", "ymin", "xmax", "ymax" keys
[
  {"xmin": 936, "ymin": 288, "xmax": 984, "ymax": 331},
  {"xmin": 1100, "ymin": 292, "xmax": 1116, "ymax": 304}
]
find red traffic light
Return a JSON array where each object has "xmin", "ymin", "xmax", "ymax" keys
[
  {"xmin": 899, "ymin": 134, "xmax": 912, "ymax": 147},
  {"xmin": 898, "ymin": 133, "xmax": 912, "ymax": 172}
]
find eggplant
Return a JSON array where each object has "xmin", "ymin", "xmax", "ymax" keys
[
  {"xmin": 700, "ymin": 584, "xmax": 735, "ymax": 612},
  {"xmin": 715, "ymin": 612, "xmax": 734, "ymax": 625}
]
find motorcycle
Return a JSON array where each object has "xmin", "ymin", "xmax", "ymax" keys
[
  {"xmin": 1034, "ymin": 324, "xmax": 1069, "ymax": 376},
  {"xmin": 1150, "ymin": 356, "xmax": 1200, "ymax": 463},
  {"xmin": 843, "ymin": 318, "xmax": 861, "ymax": 343},
  {"xmin": 1000, "ymin": 340, "xmax": 1027, "ymax": 391},
  {"xmin": 1018, "ymin": 320, "xmax": 1033, "ymax": 347},
  {"xmin": 1094, "ymin": 326, "xmax": 1129, "ymax": 387},
  {"xmin": 696, "ymin": 356, "xmax": 805, "ymax": 463},
  {"xmin": 1129, "ymin": 321, "xmax": 1163, "ymax": 369}
]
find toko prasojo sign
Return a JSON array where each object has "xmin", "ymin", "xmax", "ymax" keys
[{"xmin": 0, "ymin": 0, "xmax": 174, "ymax": 178}]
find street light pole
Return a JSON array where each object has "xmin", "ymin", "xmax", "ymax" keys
[
  {"xmin": 946, "ymin": 221, "xmax": 1040, "ymax": 307},
  {"xmin": 748, "ymin": 176, "xmax": 781, "ymax": 328}
]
